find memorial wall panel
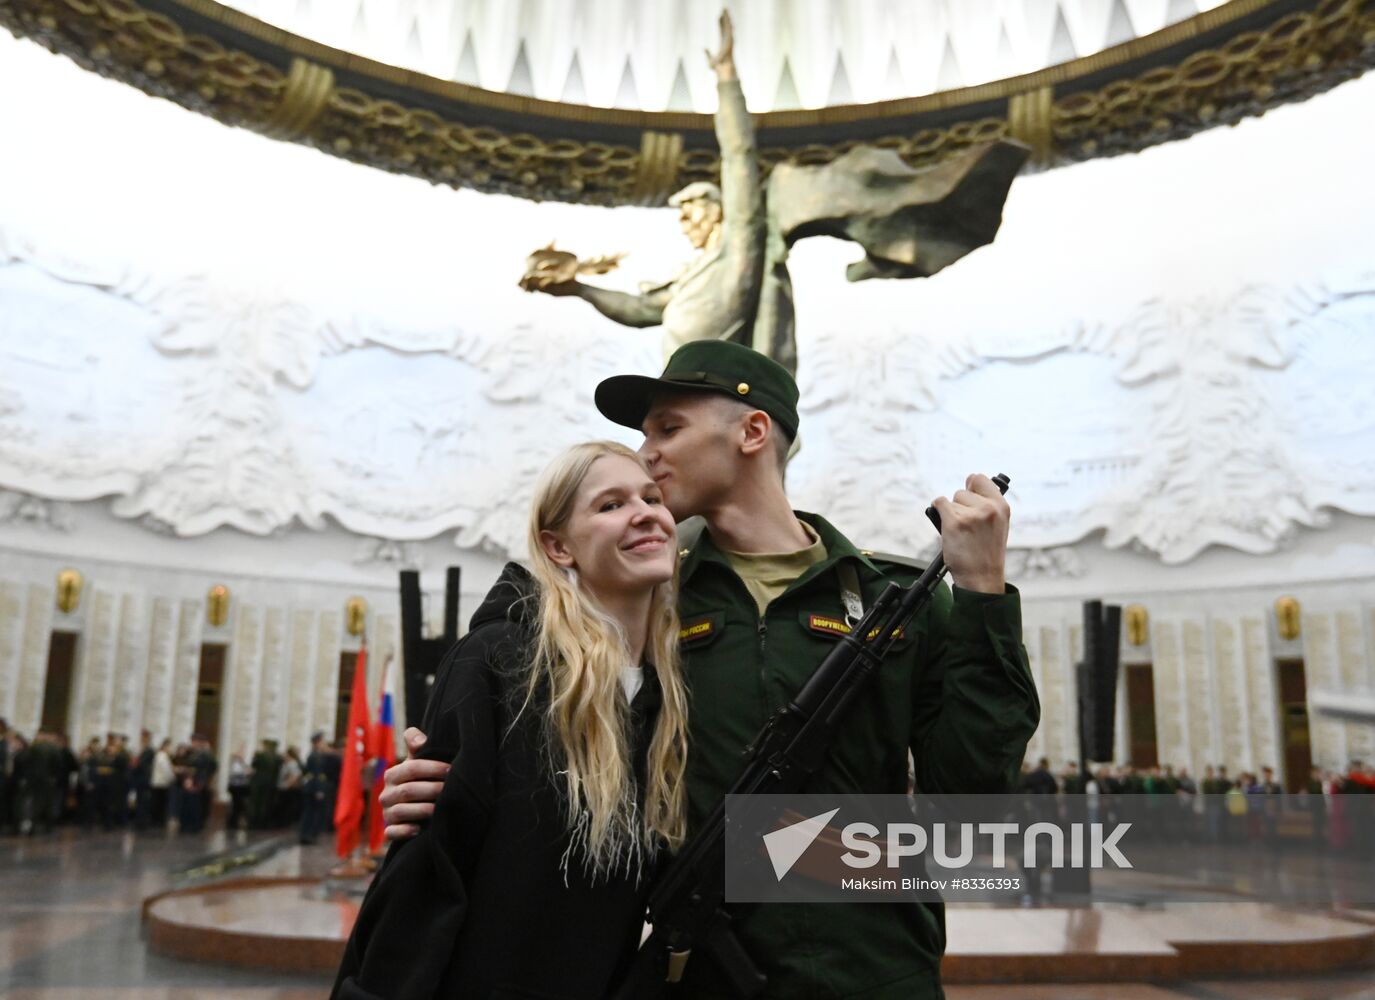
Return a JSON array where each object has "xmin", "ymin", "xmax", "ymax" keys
[
  {"xmin": 1210, "ymin": 616, "xmax": 1252, "ymax": 773},
  {"xmin": 141, "ymin": 597, "xmax": 179, "ymax": 742},
  {"xmin": 0, "ymin": 580, "xmax": 23, "ymax": 722},
  {"xmin": 1037, "ymin": 625, "xmax": 1069, "ymax": 768},
  {"xmin": 111, "ymin": 592, "xmax": 149, "ymax": 739},
  {"xmin": 1334, "ymin": 609, "xmax": 1374, "ymax": 760},
  {"xmin": 257, "ymin": 605, "xmax": 288, "ymax": 744},
  {"xmin": 1302, "ymin": 612, "xmax": 1344, "ymax": 770},
  {"xmin": 312, "ymin": 611, "xmax": 342, "ymax": 744},
  {"xmin": 1023, "ymin": 618, "xmax": 1047, "ymax": 763},
  {"xmin": 16, "ymin": 585, "xmax": 54, "ymax": 735},
  {"xmin": 1151, "ymin": 621, "xmax": 1186, "ymax": 768},
  {"xmin": 168, "ymin": 598, "xmax": 204, "ymax": 742},
  {"xmin": 73, "ymin": 588, "xmax": 118, "ymax": 747},
  {"xmin": 225, "ymin": 603, "xmax": 264, "ymax": 765},
  {"xmin": 1242, "ymin": 617, "xmax": 1279, "ymax": 772},
  {"xmin": 1183, "ymin": 618, "xmax": 1214, "ymax": 777},
  {"xmin": 285, "ymin": 608, "xmax": 319, "ymax": 753}
]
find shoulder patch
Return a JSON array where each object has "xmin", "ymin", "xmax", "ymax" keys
[
  {"xmin": 805, "ymin": 613, "xmax": 904, "ymax": 642},
  {"xmin": 807, "ymin": 614, "xmax": 850, "ymax": 638},
  {"xmin": 678, "ymin": 615, "xmax": 717, "ymax": 643}
]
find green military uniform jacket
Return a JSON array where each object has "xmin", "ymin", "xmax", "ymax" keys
[{"xmin": 675, "ymin": 512, "xmax": 1039, "ymax": 999}]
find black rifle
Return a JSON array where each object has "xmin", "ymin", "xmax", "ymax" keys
[{"xmin": 613, "ymin": 474, "xmax": 1011, "ymax": 998}]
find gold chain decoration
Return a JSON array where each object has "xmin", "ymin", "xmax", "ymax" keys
[
  {"xmin": 2, "ymin": 0, "xmax": 1372, "ymax": 204},
  {"xmin": 1050, "ymin": 0, "xmax": 1375, "ymax": 163}
]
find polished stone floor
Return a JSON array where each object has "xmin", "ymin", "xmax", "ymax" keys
[
  {"xmin": 2, "ymin": 826, "xmax": 1373, "ymax": 998},
  {"xmin": 0, "ymin": 825, "xmax": 331, "ymax": 998}
]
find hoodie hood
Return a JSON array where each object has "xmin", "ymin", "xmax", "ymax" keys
[{"xmin": 469, "ymin": 561, "xmax": 538, "ymax": 631}]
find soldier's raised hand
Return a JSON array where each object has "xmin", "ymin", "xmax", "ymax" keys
[{"xmin": 929, "ymin": 473, "xmax": 1011, "ymax": 595}]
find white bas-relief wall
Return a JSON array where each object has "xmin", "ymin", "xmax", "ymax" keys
[{"xmin": 1, "ymin": 34, "xmax": 1374, "ymax": 780}]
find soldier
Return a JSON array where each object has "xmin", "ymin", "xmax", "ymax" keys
[
  {"xmin": 299, "ymin": 731, "xmax": 331, "ymax": 845},
  {"xmin": 18, "ymin": 731, "xmax": 60, "ymax": 835},
  {"xmin": 78, "ymin": 736, "xmax": 101, "ymax": 828},
  {"xmin": 384, "ymin": 340, "xmax": 1038, "ymax": 997},
  {"xmin": 130, "ymin": 730, "xmax": 154, "ymax": 830},
  {"xmin": 322, "ymin": 739, "xmax": 343, "ymax": 831},
  {"xmin": 107, "ymin": 733, "xmax": 131, "ymax": 829},
  {"xmin": 247, "ymin": 738, "xmax": 280, "ymax": 829},
  {"xmin": 0, "ymin": 718, "xmax": 9, "ymax": 833},
  {"xmin": 56, "ymin": 734, "xmax": 78, "ymax": 825},
  {"xmin": 181, "ymin": 733, "xmax": 217, "ymax": 834},
  {"xmin": 276, "ymin": 746, "xmax": 304, "ymax": 827}
]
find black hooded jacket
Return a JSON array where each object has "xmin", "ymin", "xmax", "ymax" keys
[{"xmin": 333, "ymin": 563, "xmax": 665, "ymax": 999}]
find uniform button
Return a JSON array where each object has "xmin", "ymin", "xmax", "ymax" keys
[{"xmin": 737, "ymin": 382, "xmax": 750, "ymax": 395}]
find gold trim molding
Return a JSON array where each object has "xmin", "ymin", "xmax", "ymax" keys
[
  {"xmin": 261, "ymin": 57, "xmax": 333, "ymax": 140},
  {"xmin": 1, "ymin": 0, "xmax": 1370, "ymax": 205}
]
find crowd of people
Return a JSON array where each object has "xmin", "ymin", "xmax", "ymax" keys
[
  {"xmin": 1018, "ymin": 755, "xmax": 1375, "ymax": 850},
  {"xmin": 0, "ymin": 717, "xmax": 343, "ymax": 844}
]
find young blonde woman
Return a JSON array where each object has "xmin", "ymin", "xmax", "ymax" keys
[{"xmin": 334, "ymin": 441, "xmax": 690, "ymax": 1000}]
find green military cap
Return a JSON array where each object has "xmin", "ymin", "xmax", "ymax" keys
[{"xmin": 595, "ymin": 340, "xmax": 799, "ymax": 439}]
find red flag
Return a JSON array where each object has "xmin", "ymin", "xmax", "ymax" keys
[
  {"xmin": 334, "ymin": 644, "xmax": 370, "ymax": 857},
  {"xmin": 366, "ymin": 657, "xmax": 397, "ymax": 853}
]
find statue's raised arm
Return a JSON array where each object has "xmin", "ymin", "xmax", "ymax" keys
[
  {"xmin": 686, "ymin": 9, "xmax": 767, "ymax": 354},
  {"xmin": 517, "ymin": 8, "xmax": 1028, "ymax": 377}
]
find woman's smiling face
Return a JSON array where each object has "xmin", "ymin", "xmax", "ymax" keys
[{"xmin": 540, "ymin": 453, "xmax": 676, "ymax": 599}]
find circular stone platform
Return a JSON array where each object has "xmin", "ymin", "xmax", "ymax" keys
[{"xmin": 144, "ymin": 878, "xmax": 1375, "ymax": 982}]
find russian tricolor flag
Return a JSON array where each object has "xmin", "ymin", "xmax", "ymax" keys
[{"xmin": 367, "ymin": 655, "xmax": 397, "ymax": 853}]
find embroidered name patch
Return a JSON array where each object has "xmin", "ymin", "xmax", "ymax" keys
[
  {"xmin": 806, "ymin": 614, "xmax": 904, "ymax": 641},
  {"xmin": 679, "ymin": 617, "xmax": 716, "ymax": 642},
  {"xmin": 808, "ymin": 614, "xmax": 850, "ymax": 637}
]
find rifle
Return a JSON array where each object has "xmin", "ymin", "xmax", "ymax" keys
[{"xmin": 614, "ymin": 474, "xmax": 1011, "ymax": 998}]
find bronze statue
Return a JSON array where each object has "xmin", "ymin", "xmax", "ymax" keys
[{"xmin": 519, "ymin": 11, "xmax": 1028, "ymax": 375}]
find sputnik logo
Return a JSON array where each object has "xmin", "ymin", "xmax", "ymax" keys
[{"xmin": 761, "ymin": 807, "xmax": 839, "ymax": 881}]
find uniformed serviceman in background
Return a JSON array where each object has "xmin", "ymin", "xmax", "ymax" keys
[
  {"xmin": 382, "ymin": 340, "xmax": 1040, "ymax": 998},
  {"xmin": 299, "ymin": 731, "xmax": 331, "ymax": 845},
  {"xmin": 248, "ymin": 738, "xmax": 281, "ymax": 829}
]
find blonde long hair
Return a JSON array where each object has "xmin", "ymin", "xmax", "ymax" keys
[{"xmin": 525, "ymin": 441, "xmax": 690, "ymax": 880}]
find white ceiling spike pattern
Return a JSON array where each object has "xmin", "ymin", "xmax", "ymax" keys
[{"xmin": 226, "ymin": 0, "xmax": 1227, "ymax": 112}]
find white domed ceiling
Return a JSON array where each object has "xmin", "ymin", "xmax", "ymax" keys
[{"xmin": 227, "ymin": 0, "xmax": 1225, "ymax": 112}]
